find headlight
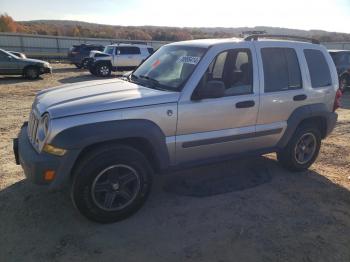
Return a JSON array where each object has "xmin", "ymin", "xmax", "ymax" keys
[{"xmin": 37, "ymin": 113, "xmax": 50, "ymax": 141}]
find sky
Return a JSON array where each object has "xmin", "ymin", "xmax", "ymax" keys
[{"xmin": 1, "ymin": 0, "xmax": 350, "ymax": 33}]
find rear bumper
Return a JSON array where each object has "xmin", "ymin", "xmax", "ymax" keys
[
  {"xmin": 325, "ymin": 112, "xmax": 338, "ymax": 137},
  {"xmin": 14, "ymin": 124, "xmax": 80, "ymax": 189}
]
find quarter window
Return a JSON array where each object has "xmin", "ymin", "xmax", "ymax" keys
[
  {"xmin": 261, "ymin": 48, "xmax": 302, "ymax": 92},
  {"xmin": 304, "ymin": 49, "xmax": 332, "ymax": 88}
]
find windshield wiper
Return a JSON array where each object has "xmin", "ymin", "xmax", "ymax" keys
[
  {"xmin": 139, "ymin": 75, "xmax": 159, "ymax": 84},
  {"xmin": 138, "ymin": 75, "xmax": 170, "ymax": 91}
]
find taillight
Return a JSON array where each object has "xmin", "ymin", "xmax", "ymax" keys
[{"xmin": 333, "ymin": 88, "xmax": 343, "ymax": 111}]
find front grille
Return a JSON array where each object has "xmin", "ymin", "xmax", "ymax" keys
[{"xmin": 27, "ymin": 111, "xmax": 39, "ymax": 147}]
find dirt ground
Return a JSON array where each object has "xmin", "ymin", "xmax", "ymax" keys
[{"xmin": 0, "ymin": 64, "xmax": 350, "ymax": 262}]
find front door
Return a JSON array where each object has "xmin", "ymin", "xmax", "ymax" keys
[
  {"xmin": 175, "ymin": 46, "xmax": 260, "ymax": 164},
  {"xmin": 0, "ymin": 51, "xmax": 19, "ymax": 75}
]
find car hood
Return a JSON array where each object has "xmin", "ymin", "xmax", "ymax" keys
[
  {"xmin": 22, "ymin": 58, "xmax": 47, "ymax": 64},
  {"xmin": 34, "ymin": 78, "xmax": 180, "ymax": 119},
  {"xmin": 90, "ymin": 50, "xmax": 110, "ymax": 57}
]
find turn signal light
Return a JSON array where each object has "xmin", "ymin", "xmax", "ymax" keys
[
  {"xmin": 333, "ymin": 88, "xmax": 343, "ymax": 111},
  {"xmin": 44, "ymin": 170, "xmax": 56, "ymax": 181}
]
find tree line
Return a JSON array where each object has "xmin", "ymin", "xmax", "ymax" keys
[{"xmin": 1, "ymin": 13, "xmax": 350, "ymax": 42}]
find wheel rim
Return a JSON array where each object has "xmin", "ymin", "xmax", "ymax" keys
[
  {"xmin": 294, "ymin": 132, "xmax": 317, "ymax": 164},
  {"xmin": 91, "ymin": 164, "xmax": 141, "ymax": 211},
  {"xmin": 99, "ymin": 66, "xmax": 109, "ymax": 76},
  {"xmin": 27, "ymin": 69, "xmax": 37, "ymax": 78}
]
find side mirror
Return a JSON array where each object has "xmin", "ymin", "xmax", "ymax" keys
[
  {"xmin": 8, "ymin": 55, "xmax": 13, "ymax": 60},
  {"xmin": 116, "ymin": 49, "xmax": 121, "ymax": 55},
  {"xmin": 193, "ymin": 80, "xmax": 225, "ymax": 100}
]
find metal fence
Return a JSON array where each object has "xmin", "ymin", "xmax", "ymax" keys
[
  {"xmin": 0, "ymin": 32, "xmax": 169, "ymax": 59},
  {"xmin": 0, "ymin": 32, "xmax": 349, "ymax": 60}
]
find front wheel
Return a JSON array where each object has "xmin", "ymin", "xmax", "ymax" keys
[
  {"xmin": 24, "ymin": 66, "xmax": 39, "ymax": 80},
  {"xmin": 71, "ymin": 145, "xmax": 152, "ymax": 223},
  {"xmin": 96, "ymin": 63, "xmax": 111, "ymax": 77},
  {"xmin": 277, "ymin": 124, "xmax": 321, "ymax": 172}
]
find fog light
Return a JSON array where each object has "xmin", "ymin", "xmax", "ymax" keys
[
  {"xmin": 44, "ymin": 170, "xmax": 56, "ymax": 181},
  {"xmin": 43, "ymin": 144, "xmax": 66, "ymax": 156}
]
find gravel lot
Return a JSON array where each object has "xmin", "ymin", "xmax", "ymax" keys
[{"xmin": 1, "ymin": 64, "xmax": 350, "ymax": 262}]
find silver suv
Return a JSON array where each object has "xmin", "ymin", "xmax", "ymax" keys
[
  {"xmin": 14, "ymin": 35, "xmax": 340, "ymax": 223},
  {"xmin": 88, "ymin": 43, "xmax": 153, "ymax": 76}
]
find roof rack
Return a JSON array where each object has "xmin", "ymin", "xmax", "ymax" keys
[{"xmin": 244, "ymin": 34, "xmax": 320, "ymax": 44}]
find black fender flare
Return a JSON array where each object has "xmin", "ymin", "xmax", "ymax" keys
[
  {"xmin": 94, "ymin": 60, "xmax": 112, "ymax": 68},
  {"xmin": 277, "ymin": 103, "xmax": 337, "ymax": 149},
  {"xmin": 51, "ymin": 119, "xmax": 170, "ymax": 170}
]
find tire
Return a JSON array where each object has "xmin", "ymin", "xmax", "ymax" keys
[
  {"xmin": 88, "ymin": 65, "xmax": 98, "ymax": 76},
  {"xmin": 82, "ymin": 59, "xmax": 90, "ymax": 69},
  {"xmin": 24, "ymin": 66, "xmax": 39, "ymax": 80},
  {"xmin": 71, "ymin": 145, "xmax": 153, "ymax": 223},
  {"xmin": 96, "ymin": 63, "xmax": 111, "ymax": 77},
  {"xmin": 277, "ymin": 123, "xmax": 321, "ymax": 172},
  {"xmin": 74, "ymin": 63, "xmax": 82, "ymax": 69},
  {"xmin": 340, "ymin": 74, "xmax": 349, "ymax": 92}
]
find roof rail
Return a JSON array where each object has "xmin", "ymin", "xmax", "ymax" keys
[{"xmin": 244, "ymin": 34, "xmax": 320, "ymax": 44}]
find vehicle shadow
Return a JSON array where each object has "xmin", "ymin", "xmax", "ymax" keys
[
  {"xmin": 59, "ymin": 73, "xmax": 124, "ymax": 84},
  {"xmin": 1, "ymin": 156, "xmax": 350, "ymax": 261},
  {"xmin": 58, "ymin": 74, "xmax": 116, "ymax": 84},
  {"xmin": 0, "ymin": 76, "xmax": 44, "ymax": 83},
  {"xmin": 52, "ymin": 66, "xmax": 79, "ymax": 73}
]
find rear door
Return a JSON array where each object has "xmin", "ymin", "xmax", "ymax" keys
[
  {"xmin": 254, "ymin": 42, "xmax": 310, "ymax": 148},
  {"xmin": 117, "ymin": 46, "xmax": 141, "ymax": 67}
]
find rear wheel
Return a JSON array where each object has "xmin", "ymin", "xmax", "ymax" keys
[
  {"xmin": 340, "ymin": 74, "xmax": 349, "ymax": 92},
  {"xmin": 82, "ymin": 59, "xmax": 90, "ymax": 69},
  {"xmin": 71, "ymin": 145, "xmax": 152, "ymax": 223},
  {"xmin": 74, "ymin": 63, "xmax": 82, "ymax": 69},
  {"xmin": 277, "ymin": 123, "xmax": 321, "ymax": 171},
  {"xmin": 96, "ymin": 63, "xmax": 111, "ymax": 77},
  {"xmin": 24, "ymin": 66, "xmax": 39, "ymax": 80}
]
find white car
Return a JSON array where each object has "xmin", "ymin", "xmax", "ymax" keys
[{"xmin": 88, "ymin": 44, "xmax": 154, "ymax": 76}]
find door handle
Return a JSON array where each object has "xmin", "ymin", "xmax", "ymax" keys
[
  {"xmin": 293, "ymin": 94, "xmax": 307, "ymax": 101},
  {"xmin": 235, "ymin": 100, "xmax": 255, "ymax": 108}
]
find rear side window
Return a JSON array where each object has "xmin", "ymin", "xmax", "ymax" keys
[
  {"xmin": 118, "ymin": 46, "xmax": 141, "ymax": 55},
  {"xmin": 304, "ymin": 49, "xmax": 332, "ymax": 88},
  {"xmin": 262, "ymin": 48, "xmax": 302, "ymax": 92}
]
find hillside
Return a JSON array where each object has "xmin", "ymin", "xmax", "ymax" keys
[{"xmin": 1, "ymin": 14, "xmax": 350, "ymax": 42}]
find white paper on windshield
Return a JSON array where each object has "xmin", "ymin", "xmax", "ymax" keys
[{"xmin": 176, "ymin": 56, "xmax": 200, "ymax": 65}]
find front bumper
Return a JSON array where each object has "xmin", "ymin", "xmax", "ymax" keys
[
  {"xmin": 40, "ymin": 66, "xmax": 52, "ymax": 74},
  {"xmin": 14, "ymin": 124, "xmax": 79, "ymax": 189}
]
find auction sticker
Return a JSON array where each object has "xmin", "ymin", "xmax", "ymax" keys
[{"xmin": 177, "ymin": 56, "xmax": 200, "ymax": 65}]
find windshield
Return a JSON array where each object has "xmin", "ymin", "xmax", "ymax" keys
[
  {"xmin": 0, "ymin": 49, "xmax": 18, "ymax": 59},
  {"xmin": 131, "ymin": 45, "xmax": 207, "ymax": 91},
  {"xmin": 104, "ymin": 46, "xmax": 114, "ymax": 55}
]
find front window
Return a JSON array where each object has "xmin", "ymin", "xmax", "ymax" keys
[{"xmin": 131, "ymin": 45, "xmax": 207, "ymax": 91}]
